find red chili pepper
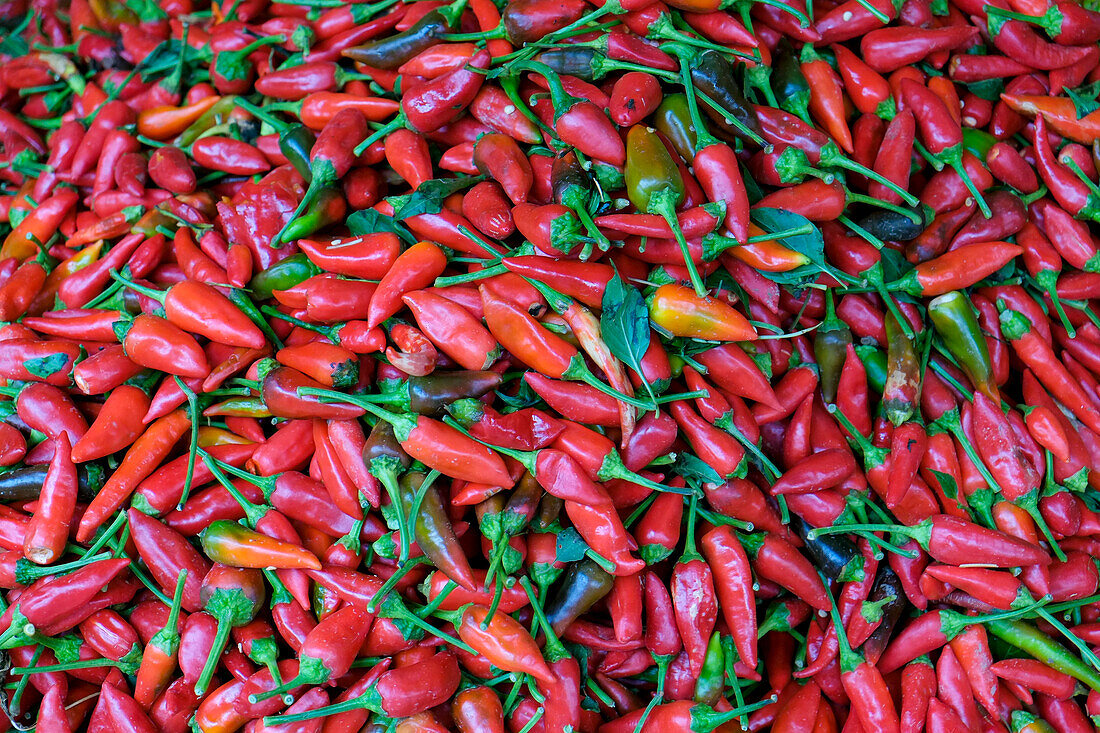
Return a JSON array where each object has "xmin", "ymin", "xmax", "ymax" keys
[
  {"xmin": 22, "ymin": 432, "xmax": 75, "ymax": 566},
  {"xmin": 861, "ymin": 25, "xmax": 979, "ymax": 72},
  {"xmin": 75, "ymin": 408, "xmax": 191, "ymax": 542},
  {"xmin": 1002, "ymin": 307, "xmax": 1100, "ymax": 436},
  {"xmin": 401, "ymin": 49, "xmax": 490, "ymax": 133},
  {"xmin": 700, "ymin": 524, "xmax": 757, "ymax": 669},
  {"xmin": 607, "ymin": 72, "xmax": 661, "ymax": 128}
]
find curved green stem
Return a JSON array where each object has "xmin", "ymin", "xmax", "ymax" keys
[{"xmin": 845, "ymin": 192, "xmax": 923, "ymax": 224}]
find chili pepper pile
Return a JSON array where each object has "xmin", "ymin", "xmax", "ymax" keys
[{"xmin": 4, "ymin": 0, "xmax": 1100, "ymax": 730}]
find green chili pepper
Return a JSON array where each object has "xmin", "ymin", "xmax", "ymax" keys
[
  {"xmin": 689, "ymin": 50, "xmax": 766, "ymax": 146},
  {"xmin": 248, "ymin": 253, "xmax": 322, "ymax": 300},
  {"xmin": 986, "ymin": 618, "xmax": 1100, "ymax": 693},
  {"xmin": 929, "ymin": 291, "xmax": 998, "ymax": 401},
  {"xmin": 652, "ymin": 94, "xmax": 698, "ymax": 164},
  {"xmin": 625, "ymin": 125, "xmax": 707, "ymax": 296},
  {"xmin": 693, "ymin": 632, "xmax": 726, "ymax": 706},
  {"xmin": 544, "ymin": 558, "xmax": 614, "ymax": 638},
  {"xmin": 772, "ymin": 40, "xmax": 811, "ymax": 123},
  {"xmin": 962, "ymin": 128, "xmax": 998, "ymax": 160},
  {"xmin": 280, "ymin": 188, "xmax": 346, "ymax": 242},
  {"xmin": 343, "ymin": 2, "xmax": 466, "ymax": 70},
  {"xmin": 855, "ymin": 344, "xmax": 888, "ymax": 397},
  {"xmin": 279, "ymin": 124, "xmax": 316, "ymax": 183},
  {"xmin": 813, "ymin": 293, "xmax": 852, "ymax": 405},
  {"xmin": 175, "ymin": 95, "xmax": 239, "ymax": 148},
  {"xmin": 394, "ymin": 471, "xmax": 477, "ymax": 595}
]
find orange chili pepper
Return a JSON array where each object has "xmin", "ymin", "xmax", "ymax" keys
[
  {"xmin": 648, "ymin": 284, "xmax": 758, "ymax": 342},
  {"xmin": 137, "ymin": 96, "xmax": 222, "ymax": 140}
]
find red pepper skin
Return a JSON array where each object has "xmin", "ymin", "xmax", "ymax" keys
[
  {"xmin": 971, "ymin": 392, "xmax": 1041, "ymax": 502},
  {"xmin": 524, "ymin": 373, "xmax": 619, "ymax": 427},
  {"xmin": 925, "ymin": 513, "xmax": 1051, "ymax": 567},
  {"xmin": 696, "ymin": 343, "xmax": 780, "ymax": 409},
  {"xmin": 1003, "ymin": 308, "xmax": 1100, "ymax": 436},
  {"xmin": 610, "ymin": 72, "xmax": 663, "ymax": 127},
  {"xmin": 670, "ymin": 401, "xmax": 745, "ymax": 479},
  {"xmin": 700, "ymin": 525, "xmax": 757, "ymax": 668},
  {"xmin": 403, "ymin": 50, "xmax": 490, "ymax": 133},
  {"xmin": 366, "ymin": 242, "xmax": 448, "ymax": 330},
  {"xmin": 935, "ymin": 645, "xmax": 981, "ymax": 730},
  {"xmin": 1037, "ymin": 694, "xmax": 1093, "ymax": 733},
  {"xmin": 468, "ymin": 87, "xmax": 539, "ymax": 145},
  {"xmin": 897, "ymin": 242, "xmax": 1022, "ymax": 296},
  {"xmin": 461, "ymin": 181, "xmax": 514, "ymax": 237},
  {"xmin": 120, "ymin": 314, "xmax": 209, "ymax": 378},
  {"xmin": 860, "ymin": 26, "xmax": 979, "ymax": 72},
  {"xmin": 987, "ymin": 142, "xmax": 1040, "ymax": 193},
  {"xmin": 0, "ymin": 260, "xmax": 45, "ymax": 322},
  {"xmin": 872, "ymin": 110, "xmax": 915, "ymax": 205},
  {"xmin": 453, "ymin": 686, "xmax": 506, "ymax": 733},
  {"xmin": 191, "ymin": 136, "xmax": 270, "ymax": 175},
  {"xmin": 294, "ymin": 235, "xmax": 401, "ymax": 281},
  {"xmin": 695, "ymin": 141, "xmax": 750, "ymax": 245},
  {"xmin": 16, "ymin": 382, "xmax": 87, "ymax": 446},
  {"xmin": 668, "ymin": 550, "xmax": 717, "ymax": 680},
  {"xmin": 22, "ymin": 433, "xmax": 75, "ymax": 566},
  {"xmin": 0, "ymin": 339, "xmax": 82, "ymax": 387},
  {"xmin": 815, "ymin": 0, "xmax": 895, "ymax": 41},
  {"xmin": 0, "ymin": 424, "xmax": 25, "ymax": 467},
  {"xmin": 773, "ymin": 680, "xmax": 821, "ymax": 733},
  {"xmin": 771, "ymin": 450, "xmax": 857, "ymax": 495},
  {"xmin": 128, "ymin": 509, "xmax": 211, "ymax": 613},
  {"xmin": 0, "ymin": 557, "xmax": 130, "ymax": 639},
  {"xmin": 374, "ymin": 651, "xmax": 462, "ymax": 717},
  {"xmin": 754, "ymin": 179, "xmax": 847, "ymax": 221},
  {"xmin": 900, "ymin": 658, "xmax": 936, "ymax": 733},
  {"xmin": 294, "ymin": 93, "xmax": 401, "ymax": 131},
  {"xmin": 1033, "ymin": 116, "xmax": 1100, "ymax": 219},
  {"xmin": 752, "ymin": 535, "xmax": 830, "ymax": 611},
  {"xmin": 642, "ymin": 567, "xmax": 677, "ymax": 651},
  {"xmin": 385, "ymin": 127, "xmax": 433, "ymax": 188},
  {"xmin": 256, "ymin": 62, "xmax": 340, "ymax": 100},
  {"xmin": 991, "ymin": 19, "xmax": 1092, "ymax": 70},
  {"xmin": 990, "ymin": 659, "xmax": 1076, "ymax": 700}
]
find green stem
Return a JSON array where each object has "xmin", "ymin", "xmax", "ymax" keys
[
  {"xmin": 845, "ymin": 192, "xmax": 923, "ymax": 223},
  {"xmin": 193, "ymin": 619, "xmax": 232, "ymax": 696},
  {"xmin": 948, "ymin": 156, "xmax": 992, "ymax": 218}
]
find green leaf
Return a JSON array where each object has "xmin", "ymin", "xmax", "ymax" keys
[
  {"xmin": 388, "ymin": 176, "xmax": 482, "ymax": 221},
  {"xmin": 672, "ymin": 452, "xmax": 723, "ymax": 487},
  {"xmin": 600, "ymin": 272, "xmax": 656, "ymax": 403},
  {"xmin": 1067, "ymin": 81, "xmax": 1100, "ymax": 119},
  {"xmin": 879, "ymin": 247, "xmax": 909, "ymax": 284},
  {"xmin": 742, "ymin": 162, "xmax": 764, "ymax": 204},
  {"xmin": 22, "ymin": 353, "xmax": 69, "ymax": 379},
  {"xmin": 748, "ymin": 208, "xmax": 830, "ymax": 287},
  {"xmin": 495, "ymin": 379, "xmax": 539, "ymax": 412},
  {"xmin": 555, "ymin": 527, "xmax": 589, "ymax": 564},
  {"xmin": 347, "ymin": 208, "xmax": 416, "ymax": 245},
  {"xmin": 0, "ymin": 13, "xmax": 30, "ymax": 58},
  {"xmin": 966, "ymin": 77, "xmax": 1005, "ymax": 102},
  {"xmin": 929, "ymin": 469, "xmax": 959, "ymax": 501},
  {"xmin": 137, "ymin": 39, "xmax": 209, "ymax": 82}
]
